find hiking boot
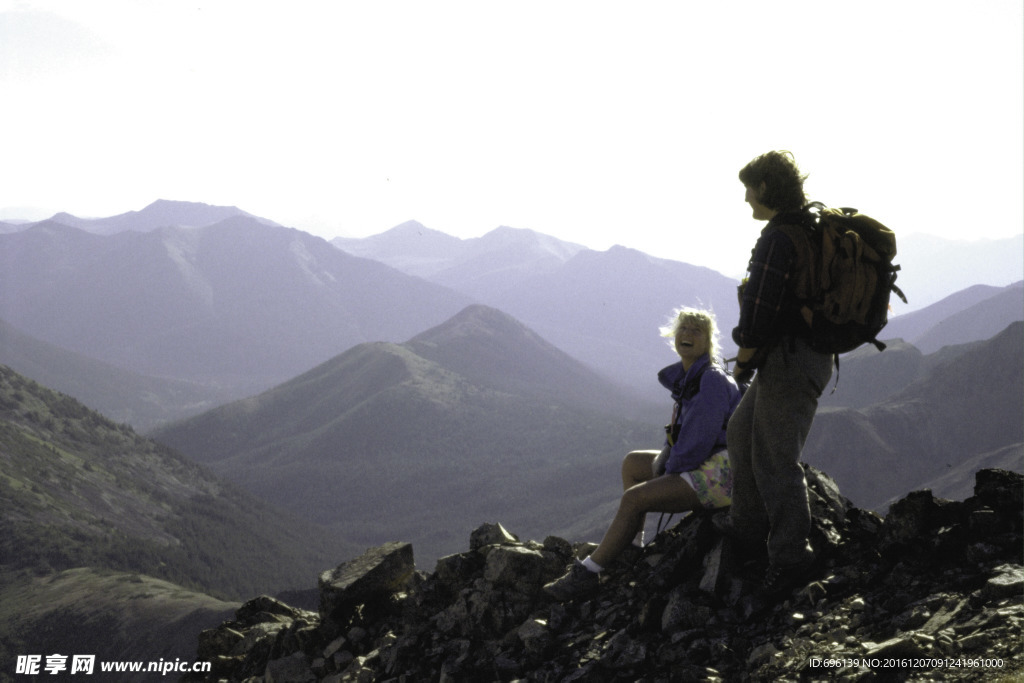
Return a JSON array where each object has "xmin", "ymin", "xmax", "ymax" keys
[
  {"xmin": 759, "ymin": 555, "xmax": 815, "ymax": 599},
  {"xmin": 712, "ymin": 514, "xmax": 758, "ymax": 543},
  {"xmin": 543, "ymin": 561, "xmax": 600, "ymax": 601},
  {"xmin": 712, "ymin": 515, "xmax": 767, "ymax": 561}
]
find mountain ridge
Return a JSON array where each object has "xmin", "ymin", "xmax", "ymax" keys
[
  {"xmin": 0, "ymin": 216, "xmax": 473, "ymax": 392},
  {"xmin": 3, "ymin": 202, "xmax": 1019, "ymax": 431},
  {"xmin": 804, "ymin": 321, "xmax": 1024, "ymax": 510},
  {"xmin": 151, "ymin": 305, "xmax": 665, "ymax": 565},
  {"xmin": 882, "ymin": 281, "xmax": 1023, "ymax": 352},
  {"xmin": 44, "ymin": 198, "xmax": 281, "ymax": 234}
]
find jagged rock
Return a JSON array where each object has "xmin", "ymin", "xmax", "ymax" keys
[
  {"xmin": 661, "ymin": 585, "xmax": 713, "ymax": 632},
  {"xmin": 982, "ymin": 563, "xmax": 1024, "ymax": 601},
  {"xmin": 196, "ymin": 626, "xmax": 244, "ymax": 660},
  {"xmin": 879, "ymin": 489, "xmax": 949, "ymax": 550},
  {"xmin": 187, "ymin": 467, "xmax": 1023, "ymax": 682},
  {"xmin": 433, "ymin": 549, "xmax": 481, "ymax": 585},
  {"xmin": 516, "ymin": 618, "xmax": 551, "ymax": 654},
  {"xmin": 542, "ymin": 534, "xmax": 573, "ymax": 557},
  {"xmin": 974, "ymin": 468, "xmax": 1024, "ymax": 512},
  {"xmin": 482, "ymin": 545, "xmax": 547, "ymax": 588},
  {"xmin": 698, "ymin": 538, "xmax": 727, "ymax": 594},
  {"xmin": 469, "ymin": 522, "xmax": 518, "ymax": 550},
  {"xmin": 318, "ymin": 541, "xmax": 414, "ymax": 624},
  {"xmin": 236, "ymin": 594, "xmax": 311, "ymax": 626},
  {"xmin": 747, "ymin": 641, "xmax": 779, "ymax": 667}
]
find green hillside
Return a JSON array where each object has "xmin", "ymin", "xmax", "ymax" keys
[
  {"xmin": 0, "ymin": 568, "xmax": 238, "ymax": 682},
  {"xmin": 0, "ymin": 364, "xmax": 356, "ymax": 599}
]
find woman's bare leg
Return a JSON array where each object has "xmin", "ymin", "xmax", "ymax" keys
[
  {"xmin": 589, "ymin": 474, "xmax": 701, "ymax": 568},
  {"xmin": 622, "ymin": 450, "xmax": 659, "ymax": 489},
  {"xmin": 620, "ymin": 449, "xmax": 660, "ymax": 546}
]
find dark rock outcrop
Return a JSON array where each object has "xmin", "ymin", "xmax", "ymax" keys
[{"xmin": 188, "ymin": 467, "xmax": 1023, "ymax": 682}]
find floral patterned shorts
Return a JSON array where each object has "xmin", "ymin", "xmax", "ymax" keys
[{"xmin": 678, "ymin": 450, "xmax": 733, "ymax": 509}]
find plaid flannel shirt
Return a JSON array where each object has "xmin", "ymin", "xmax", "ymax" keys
[{"xmin": 732, "ymin": 218, "xmax": 798, "ymax": 349}]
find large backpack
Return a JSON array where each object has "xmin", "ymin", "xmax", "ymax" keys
[{"xmin": 778, "ymin": 203, "xmax": 907, "ymax": 355}]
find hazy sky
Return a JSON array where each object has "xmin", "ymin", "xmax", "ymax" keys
[{"xmin": 2, "ymin": 1, "xmax": 1022, "ymax": 275}]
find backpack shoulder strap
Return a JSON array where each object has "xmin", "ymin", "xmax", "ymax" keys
[{"xmin": 774, "ymin": 212, "xmax": 819, "ymax": 301}]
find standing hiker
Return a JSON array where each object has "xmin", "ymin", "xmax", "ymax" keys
[
  {"xmin": 718, "ymin": 150, "xmax": 834, "ymax": 596},
  {"xmin": 544, "ymin": 307, "xmax": 742, "ymax": 601}
]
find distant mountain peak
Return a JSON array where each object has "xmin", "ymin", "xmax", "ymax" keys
[
  {"xmin": 50, "ymin": 211, "xmax": 78, "ymax": 223},
  {"xmin": 135, "ymin": 199, "xmax": 280, "ymax": 229},
  {"xmin": 331, "ymin": 222, "xmax": 464, "ymax": 274},
  {"xmin": 390, "ymin": 219, "xmax": 430, "ymax": 232},
  {"xmin": 408, "ymin": 304, "xmax": 540, "ymax": 347},
  {"xmin": 403, "ymin": 304, "xmax": 630, "ymax": 415},
  {"xmin": 143, "ymin": 198, "xmax": 232, "ymax": 212},
  {"xmin": 475, "ymin": 226, "xmax": 585, "ymax": 260},
  {"xmin": 32, "ymin": 199, "xmax": 281, "ymax": 235},
  {"xmin": 375, "ymin": 221, "xmax": 464, "ymax": 248}
]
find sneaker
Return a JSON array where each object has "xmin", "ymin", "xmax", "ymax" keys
[{"xmin": 543, "ymin": 561, "xmax": 600, "ymax": 601}]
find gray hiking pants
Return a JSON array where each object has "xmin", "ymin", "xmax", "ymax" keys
[{"xmin": 725, "ymin": 336, "xmax": 833, "ymax": 565}]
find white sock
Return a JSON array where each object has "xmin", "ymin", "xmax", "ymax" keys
[
  {"xmin": 632, "ymin": 531, "xmax": 645, "ymax": 548},
  {"xmin": 581, "ymin": 556, "xmax": 604, "ymax": 574}
]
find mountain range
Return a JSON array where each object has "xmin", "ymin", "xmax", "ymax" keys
[
  {"xmin": 0, "ymin": 210, "xmax": 472, "ymax": 399},
  {"xmin": 817, "ymin": 281, "xmax": 1023, "ymax": 410},
  {"xmin": 331, "ymin": 219, "xmax": 588, "ymax": 281},
  {"xmin": 333, "ymin": 219, "xmax": 1023, "ymax": 401},
  {"xmin": 152, "ymin": 303, "xmax": 1023, "ymax": 565},
  {"xmin": 3, "ymin": 199, "xmax": 280, "ymax": 235},
  {"xmin": 881, "ymin": 281, "xmax": 1024, "ymax": 353},
  {"xmin": 1, "ymin": 198, "xmax": 1021, "ymax": 675},
  {"xmin": 336, "ymin": 221, "xmax": 741, "ymax": 397},
  {"xmin": 1, "ymin": 201, "xmax": 1020, "ymax": 429},
  {"xmin": 804, "ymin": 321, "xmax": 1023, "ymax": 510},
  {"xmin": 333, "ymin": 219, "xmax": 1024, "ymax": 312},
  {"xmin": 152, "ymin": 305, "xmax": 666, "ymax": 566}
]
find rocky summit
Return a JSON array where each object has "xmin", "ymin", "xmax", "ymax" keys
[{"xmin": 188, "ymin": 467, "xmax": 1023, "ymax": 682}]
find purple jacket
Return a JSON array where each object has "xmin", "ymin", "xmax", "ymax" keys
[{"xmin": 657, "ymin": 354, "xmax": 742, "ymax": 474}]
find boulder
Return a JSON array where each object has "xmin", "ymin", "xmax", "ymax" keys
[
  {"xmin": 318, "ymin": 542, "xmax": 414, "ymax": 624},
  {"xmin": 469, "ymin": 522, "xmax": 518, "ymax": 550}
]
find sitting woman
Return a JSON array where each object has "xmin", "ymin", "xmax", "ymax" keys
[{"xmin": 543, "ymin": 307, "xmax": 742, "ymax": 601}]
